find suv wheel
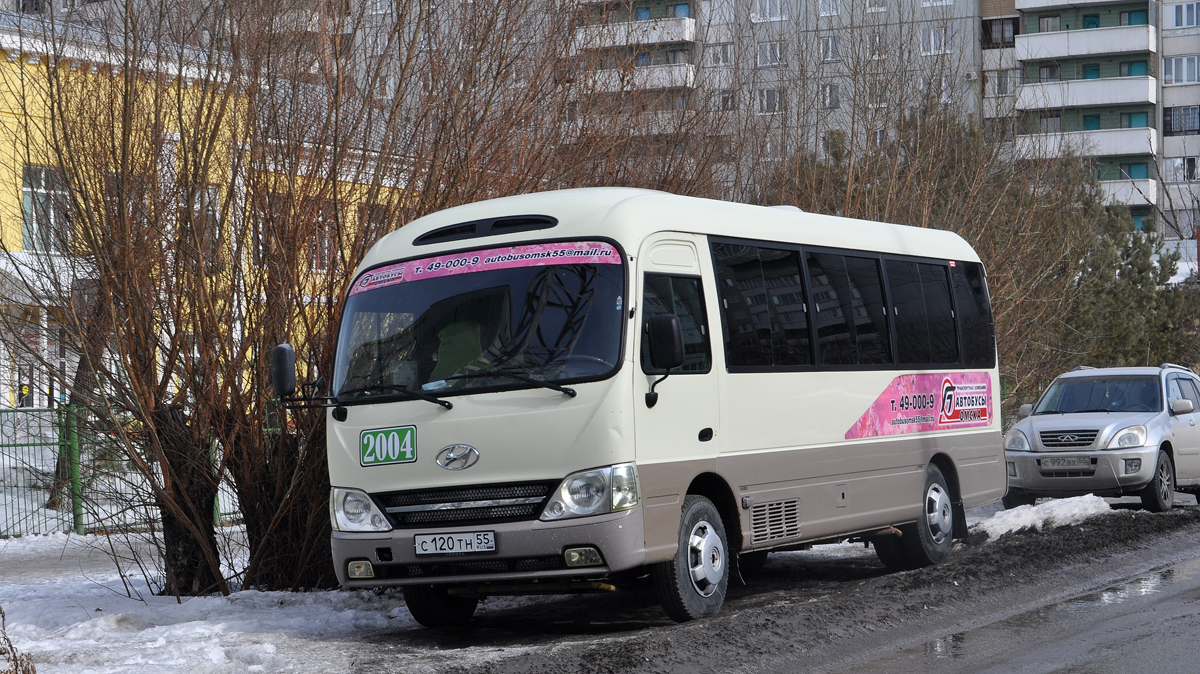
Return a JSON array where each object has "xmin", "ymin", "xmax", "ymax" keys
[{"xmin": 1139, "ymin": 450, "xmax": 1175, "ymax": 513}]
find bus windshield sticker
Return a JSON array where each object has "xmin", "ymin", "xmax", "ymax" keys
[
  {"xmin": 350, "ymin": 241, "xmax": 621, "ymax": 296},
  {"xmin": 845, "ymin": 372, "xmax": 992, "ymax": 439}
]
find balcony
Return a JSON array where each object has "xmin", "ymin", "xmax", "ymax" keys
[
  {"xmin": 1016, "ymin": 76, "xmax": 1156, "ymax": 110},
  {"xmin": 1101, "ymin": 178, "xmax": 1158, "ymax": 206},
  {"xmin": 1015, "ymin": 25, "xmax": 1156, "ymax": 60},
  {"xmin": 1012, "ymin": 127, "xmax": 1157, "ymax": 158},
  {"xmin": 1015, "ymin": 0, "xmax": 1134, "ymax": 11},
  {"xmin": 587, "ymin": 63, "xmax": 697, "ymax": 92},
  {"xmin": 574, "ymin": 17, "xmax": 696, "ymax": 52}
]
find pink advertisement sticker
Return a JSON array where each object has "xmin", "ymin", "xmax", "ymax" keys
[
  {"xmin": 350, "ymin": 241, "xmax": 620, "ymax": 296},
  {"xmin": 845, "ymin": 372, "xmax": 993, "ymax": 440}
]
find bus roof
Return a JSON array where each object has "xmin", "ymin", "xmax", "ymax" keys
[{"xmin": 356, "ymin": 188, "xmax": 982, "ymax": 275}]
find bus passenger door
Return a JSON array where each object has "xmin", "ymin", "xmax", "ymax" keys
[{"xmin": 634, "ymin": 236, "xmax": 722, "ymax": 563}]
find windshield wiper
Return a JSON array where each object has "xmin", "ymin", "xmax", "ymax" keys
[
  {"xmin": 337, "ymin": 384, "xmax": 453, "ymax": 410},
  {"xmin": 444, "ymin": 370, "xmax": 577, "ymax": 397}
]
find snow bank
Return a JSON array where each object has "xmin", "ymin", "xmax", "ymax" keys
[{"xmin": 973, "ymin": 495, "xmax": 1111, "ymax": 541}]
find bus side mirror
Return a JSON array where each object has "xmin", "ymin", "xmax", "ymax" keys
[
  {"xmin": 272, "ymin": 344, "xmax": 297, "ymax": 398},
  {"xmin": 1018, "ymin": 404, "xmax": 1033, "ymax": 419},
  {"xmin": 647, "ymin": 314, "xmax": 685, "ymax": 371}
]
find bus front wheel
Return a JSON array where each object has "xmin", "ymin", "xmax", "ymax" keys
[
  {"xmin": 652, "ymin": 495, "xmax": 729, "ymax": 622},
  {"xmin": 402, "ymin": 584, "xmax": 478, "ymax": 628}
]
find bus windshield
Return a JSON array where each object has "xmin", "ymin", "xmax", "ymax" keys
[{"xmin": 332, "ymin": 241, "xmax": 625, "ymax": 401}]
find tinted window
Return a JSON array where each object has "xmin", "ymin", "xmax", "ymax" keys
[
  {"xmin": 1180, "ymin": 378, "xmax": 1200, "ymax": 411},
  {"xmin": 952, "ymin": 262, "xmax": 995, "ymax": 368},
  {"xmin": 641, "ymin": 274, "xmax": 712, "ymax": 374},
  {"xmin": 807, "ymin": 252, "xmax": 891, "ymax": 366},
  {"xmin": 922, "ymin": 263, "xmax": 958, "ymax": 364},
  {"xmin": 711, "ymin": 243, "xmax": 771, "ymax": 367},
  {"xmin": 886, "ymin": 261, "xmax": 930, "ymax": 364}
]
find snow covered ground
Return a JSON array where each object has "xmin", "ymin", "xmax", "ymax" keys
[{"xmin": 0, "ymin": 496, "xmax": 1154, "ymax": 673}]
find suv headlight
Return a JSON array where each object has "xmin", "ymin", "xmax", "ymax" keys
[
  {"xmin": 1004, "ymin": 429, "xmax": 1030, "ymax": 452},
  {"xmin": 541, "ymin": 463, "xmax": 640, "ymax": 521},
  {"xmin": 330, "ymin": 487, "xmax": 393, "ymax": 532},
  {"xmin": 1106, "ymin": 425, "xmax": 1147, "ymax": 449}
]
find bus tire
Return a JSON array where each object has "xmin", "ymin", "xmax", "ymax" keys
[
  {"xmin": 901, "ymin": 464, "xmax": 955, "ymax": 568},
  {"xmin": 652, "ymin": 495, "xmax": 729, "ymax": 622},
  {"xmin": 873, "ymin": 535, "xmax": 910, "ymax": 571},
  {"xmin": 402, "ymin": 585, "xmax": 478, "ymax": 628}
]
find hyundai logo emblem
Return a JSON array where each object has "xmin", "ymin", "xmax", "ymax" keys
[{"xmin": 436, "ymin": 445, "xmax": 480, "ymax": 470}]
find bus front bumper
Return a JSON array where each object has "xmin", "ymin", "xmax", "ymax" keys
[{"xmin": 332, "ymin": 507, "xmax": 645, "ymax": 588}]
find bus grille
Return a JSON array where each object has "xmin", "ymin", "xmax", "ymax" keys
[
  {"xmin": 373, "ymin": 481, "xmax": 558, "ymax": 528},
  {"xmin": 751, "ymin": 499, "xmax": 801, "ymax": 544},
  {"xmin": 1039, "ymin": 430, "xmax": 1099, "ymax": 449}
]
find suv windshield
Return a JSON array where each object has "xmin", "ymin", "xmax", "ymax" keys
[
  {"xmin": 332, "ymin": 241, "xmax": 624, "ymax": 401},
  {"xmin": 1033, "ymin": 376, "xmax": 1161, "ymax": 414}
]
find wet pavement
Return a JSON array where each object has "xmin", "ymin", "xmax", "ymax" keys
[{"xmin": 837, "ymin": 555, "xmax": 1200, "ymax": 673}]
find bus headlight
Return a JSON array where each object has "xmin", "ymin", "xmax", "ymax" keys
[
  {"xmin": 1106, "ymin": 425, "xmax": 1147, "ymax": 449},
  {"xmin": 541, "ymin": 463, "xmax": 640, "ymax": 521},
  {"xmin": 1004, "ymin": 429, "xmax": 1029, "ymax": 452},
  {"xmin": 330, "ymin": 487, "xmax": 393, "ymax": 532}
]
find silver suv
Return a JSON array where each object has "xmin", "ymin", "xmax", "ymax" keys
[{"xmin": 1003, "ymin": 364, "xmax": 1200, "ymax": 512}]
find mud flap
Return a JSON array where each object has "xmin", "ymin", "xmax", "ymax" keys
[{"xmin": 952, "ymin": 501, "xmax": 968, "ymax": 539}]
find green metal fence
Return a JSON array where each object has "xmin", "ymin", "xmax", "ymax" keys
[{"xmin": 0, "ymin": 407, "xmax": 240, "ymax": 538}]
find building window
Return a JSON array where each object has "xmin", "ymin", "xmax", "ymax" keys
[
  {"xmin": 1165, "ymin": 157, "xmax": 1198, "ymax": 182},
  {"xmin": 757, "ymin": 87, "xmax": 783, "ymax": 114},
  {"xmin": 1164, "ymin": 55, "xmax": 1199, "ymax": 85},
  {"xmin": 1120, "ymin": 163, "xmax": 1149, "ymax": 180},
  {"xmin": 982, "ymin": 18, "xmax": 1017, "ymax": 48},
  {"xmin": 1120, "ymin": 60, "xmax": 1148, "ymax": 76},
  {"xmin": 926, "ymin": 76, "xmax": 952, "ymax": 103},
  {"xmin": 820, "ymin": 0, "xmax": 837, "ymax": 16},
  {"xmin": 870, "ymin": 127, "xmax": 886, "ymax": 148},
  {"xmin": 821, "ymin": 36, "xmax": 840, "ymax": 62},
  {"xmin": 1039, "ymin": 64, "xmax": 1060, "ymax": 82},
  {"xmin": 636, "ymin": 7, "xmax": 651, "ymax": 20},
  {"xmin": 673, "ymin": 3, "xmax": 690, "ymax": 18},
  {"xmin": 922, "ymin": 0, "xmax": 953, "ymax": 7},
  {"xmin": 706, "ymin": 42, "xmax": 733, "ymax": 67},
  {"xmin": 752, "ymin": 0, "xmax": 786, "ymax": 21},
  {"xmin": 714, "ymin": 89, "xmax": 738, "ymax": 111},
  {"xmin": 870, "ymin": 31, "xmax": 887, "ymax": 58},
  {"xmin": 1038, "ymin": 15, "xmax": 1060, "ymax": 32},
  {"xmin": 17, "ymin": 0, "xmax": 41, "ymax": 14},
  {"xmin": 636, "ymin": 52, "xmax": 651, "ymax": 67},
  {"xmin": 1120, "ymin": 10, "xmax": 1148, "ymax": 25},
  {"xmin": 1165, "ymin": 106, "xmax": 1200, "ymax": 136},
  {"xmin": 1040, "ymin": 115, "xmax": 1061, "ymax": 133},
  {"xmin": 1083, "ymin": 115, "xmax": 1101, "ymax": 130},
  {"xmin": 984, "ymin": 69, "xmax": 1018, "ymax": 96},
  {"xmin": 1171, "ymin": 2, "xmax": 1200, "ymax": 28},
  {"xmin": 22, "ymin": 166, "xmax": 70, "ymax": 253},
  {"xmin": 758, "ymin": 41, "xmax": 783, "ymax": 68},
  {"xmin": 1121, "ymin": 112, "xmax": 1149, "ymax": 128},
  {"xmin": 178, "ymin": 184, "xmax": 223, "ymax": 272},
  {"xmin": 703, "ymin": 0, "xmax": 734, "ymax": 24},
  {"xmin": 869, "ymin": 80, "xmax": 888, "ymax": 107},
  {"xmin": 823, "ymin": 83, "xmax": 840, "ymax": 109},
  {"xmin": 922, "ymin": 26, "xmax": 952, "ymax": 55},
  {"xmin": 1082, "ymin": 64, "xmax": 1100, "ymax": 79},
  {"xmin": 867, "ymin": 0, "xmax": 886, "ymax": 11},
  {"xmin": 306, "ymin": 199, "xmax": 337, "ymax": 274}
]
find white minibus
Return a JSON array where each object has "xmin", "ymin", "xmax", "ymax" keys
[{"xmin": 273, "ymin": 188, "xmax": 1004, "ymax": 627}]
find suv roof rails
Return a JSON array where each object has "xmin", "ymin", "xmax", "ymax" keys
[
  {"xmin": 1070, "ymin": 366, "xmax": 1095, "ymax": 371},
  {"xmin": 1160, "ymin": 363, "xmax": 1195, "ymax": 373}
]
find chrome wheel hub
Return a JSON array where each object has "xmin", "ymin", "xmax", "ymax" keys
[
  {"xmin": 687, "ymin": 520, "xmax": 723, "ymax": 598},
  {"xmin": 925, "ymin": 483, "xmax": 953, "ymax": 546}
]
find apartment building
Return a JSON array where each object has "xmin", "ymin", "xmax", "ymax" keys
[{"xmin": 995, "ymin": 0, "xmax": 1199, "ymax": 259}]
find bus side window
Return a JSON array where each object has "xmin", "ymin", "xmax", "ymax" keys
[
  {"xmin": 886, "ymin": 260, "xmax": 958, "ymax": 366},
  {"xmin": 641, "ymin": 274, "xmax": 712, "ymax": 374},
  {"xmin": 710, "ymin": 242, "xmax": 811, "ymax": 369},
  {"xmin": 807, "ymin": 252, "xmax": 891, "ymax": 367},
  {"xmin": 951, "ymin": 262, "xmax": 995, "ymax": 369}
]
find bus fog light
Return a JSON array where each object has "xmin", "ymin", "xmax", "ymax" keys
[
  {"xmin": 1007, "ymin": 461, "xmax": 1016, "ymax": 477},
  {"xmin": 564, "ymin": 547, "xmax": 603, "ymax": 567},
  {"xmin": 1125, "ymin": 459, "xmax": 1142, "ymax": 474},
  {"xmin": 347, "ymin": 560, "xmax": 375, "ymax": 579}
]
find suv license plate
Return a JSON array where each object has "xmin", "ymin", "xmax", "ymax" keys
[
  {"xmin": 1042, "ymin": 457, "xmax": 1091, "ymax": 468},
  {"xmin": 414, "ymin": 532, "xmax": 496, "ymax": 556}
]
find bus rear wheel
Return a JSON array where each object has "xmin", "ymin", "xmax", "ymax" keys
[
  {"xmin": 402, "ymin": 585, "xmax": 478, "ymax": 628},
  {"xmin": 902, "ymin": 464, "xmax": 955, "ymax": 568},
  {"xmin": 652, "ymin": 495, "xmax": 729, "ymax": 622}
]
